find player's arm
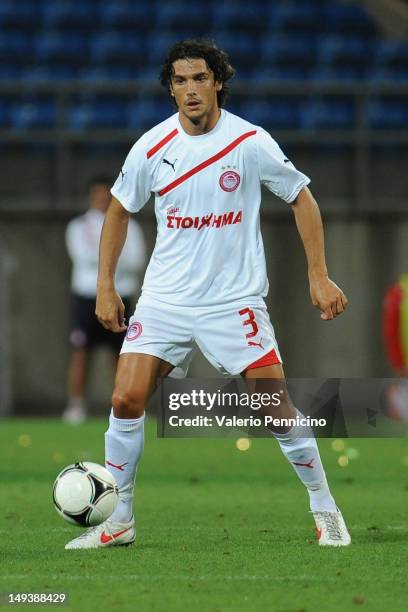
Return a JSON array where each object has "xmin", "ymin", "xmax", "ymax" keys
[
  {"xmin": 291, "ymin": 186, "xmax": 348, "ymax": 320},
  {"xmin": 96, "ymin": 196, "xmax": 130, "ymax": 332}
]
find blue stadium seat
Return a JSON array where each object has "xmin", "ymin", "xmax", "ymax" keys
[
  {"xmin": 211, "ymin": 2, "xmax": 266, "ymax": 32},
  {"xmin": 268, "ymin": 2, "xmax": 322, "ymax": 33},
  {"xmin": 300, "ymin": 100, "xmax": 354, "ymax": 129},
  {"xmin": 22, "ymin": 65, "xmax": 78, "ymax": 82},
  {"xmin": 0, "ymin": 66, "xmax": 23, "ymax": 80},
  {"xmin": 323, "ymin": 2, "xmax": 376, "ymax": 35},
  {"xmin": 79, "ymin": 67, "xmax": 136, "ymax": 82},
  {"xmin": 42, "ymin": 0, "xmax": 97, "ymax": 28},
  {"xmin": 127, "ymin": 100, "xmax": 171, "ymax": 129},
  {"xmin": 375, "ymin": 40, "xmax": 408, "ymax": 69},
  {"xmin": 239, "ymin": 100, "xmax": 299, "ymax": 129},
  {"xmin": 260, "ymin": 36, "xmax": 315, "ymax": 67},
  {"xmin": 0, "ymin": 1, "xmax": 41, "ymax": 28},
  {"xmin": 0, "ymin": 33, "xmax": 32, "ymax": 61},
  {"xmin": 90, "ymin": 32, "xmax": 144, "ymax": 64},
  {"xmin": 367, "ymin": 67, "xmax": 408, "ymax": 83},
  {"xmin": 147, "ymin": 32, "xmax": 194, "ymax": 65},
  {"xmin": 312, "ymin": 66, "xmax": 364, "ymax": 82},
  {"xmin": 34, "ymin": 32, "xmax": 88, "ymax": 63},
  {"xmin": 0, "ymin": 102, "xmax": 10, "ymax": 126},
  {"xmin": 368, "ymin": 100, "xmax": 408, "ymax": 129},
  {"xmin": 249, "ymin": 67, "xmax": 310, "ymax": 81},
  {"xmin": 317, "ymin": 35, "xmax": 371, "ymax": 68},
  {"xmin": 99, "ymin": 1, "xmax": 155, "ymax": 29},
  {"xmin": 210, "ymin": 33, "xmax": 258, "ymax": 68},
  {"xmin": 155, "ymin": 2, "xmax": 214, "ymax": 33},
  {"xmin": 69, "ymin": 101, "xmax": 128, "ymax": 130},
  {"xmin": 10, "ymin": 101, "xmax": 56, "ymax": 129}
]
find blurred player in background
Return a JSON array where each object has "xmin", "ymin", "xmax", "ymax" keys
[
  {"xmin": 65, "ymin": 40, "xmax": 350, "ymax": 549},
  {"xmin": 383, "ymin": 273, "xmax": 408, "ymax": 421},
  {"xmin": 63, "ymin": 176, "xmax": 146, "ymax": 424}
]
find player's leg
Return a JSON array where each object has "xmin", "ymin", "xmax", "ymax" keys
[
  {"xmin": 244, "ymin": 364, "xmax": 337, "ymax": 510},
  {"xmin": 197, "ymin": 303, "xmax": 350, "ymax": 545},
  {"xmin": 244, "ymin": 363, "xmax": 350, "ymax": 546},
  {"xmin": 65, "ymin": 353, "xmax": 173, "ymax": 549},
  {"xmin": 63, "ymin": 295, "xmax": 94, "ymax": 424},
  {"xmin": 105, "ymin": 353, "xmax": 173, "ymax": 521}
]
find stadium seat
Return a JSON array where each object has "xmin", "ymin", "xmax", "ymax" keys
[
  {"xmin": 317, "ymin": 35, "xmax": 371, "ymax": 68},
  {"xmin": 0, "ymin": 102, "xmax": 10, "ymax": 126},
  {"xmin": 147, "ymin": 32, "xmax": 194, "ymax": 65},
  {"xmin": 78, "ymin": 66, "xmax": 136, "ymax": 82},
  {"xmin": 259, "ymin": 36, "xmax": 315, "ymax": 68},
  {"xmin": 239, "ymin": 100, "xmax": 300, "ymax": 129},
  {"xmin": 368, "ymin": 100, "xmax": 408, "ymax": 129},
  {"xmin": 0, "ymin": 33, "xmax": 33, "ymax": 61},
  {"xmin": 34, "ymin": 32, "xmax": 88, "ymax": 63},
  {"xmin": 69, "ymin": 101, "xmax": 128, "ymax": 130},
  {"xmin": 268, "ymin": 2, "xmax": 322, "ymax": 33},
  {"xmin": 22, "ymin": 65, "xmax": 78, "ymax": 81},
  {"xmin": 0, "ymin": 1, "xmax": 41, "ymax": 29},
  {"xmin": 99, "ymin": 1, "xmax": 155, "ymax": 29},
  {"xmin": 155, "ymin": 2, "xmax": 214, "ymax": 33},
  {"xmin": 90, "ymin": 32, "xmax": 144, "ymax": 65},
  {"xmin": 323, "ymin": 2, "xmax": 376, "ymax": 35},
  {"xmin": 211, "ymin": 2, "xmax": 266, "ymax": 32},
  {"xmin": 210, "ymin": 32, "xmax": 258, "ymax": 69},
  {"xmin": 249, "ymin": 67, "xmax": 310, "ymax": 81},
  {"xmin": 367, "ymin": 67, "xmax": 408, "ymax": 83},
  {"xmin": 0, "ymin": 65, "xmax": 23, "ymax": 80},
  {"xmin": 299, "ymin": 99, "xmax": 355, "ymax": 130},
  {"xmin": 10, "ymin": 101, "xmax": 56, "ymax": 129},
  {"xmin": 374, "ymin": 40, "xmax": 408, "ymax": 69},
  {"xmin": 127, "ymin": 100, "xmax": 171, "ymax": 129},
  {"xmin": 312, "ymin": 66, "xmax": 364, "ymax": 82},
  {"xmin": 42, "ymin": 0, "xmax": 97, "ymax": 29}
]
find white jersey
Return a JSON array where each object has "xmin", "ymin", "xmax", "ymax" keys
[
  {"xmin": 111, "ymin": 109, "xmax": 310, "ymax": 307},
  {"xmin": 66, "ymin": 209, "xmax": 146, "ymax": 298}
]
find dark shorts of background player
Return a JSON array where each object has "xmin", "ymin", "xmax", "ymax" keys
[{"xmin": 69, "ymin": 294, "xmax": 132, "ymax": 353}]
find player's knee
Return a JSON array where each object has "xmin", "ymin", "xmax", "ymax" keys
[{"xmin": 111, "ymin": 387, "xmax": 146, "ymax": 417}]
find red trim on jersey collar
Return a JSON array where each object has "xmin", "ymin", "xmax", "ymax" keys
[
  {"xmin": 244, "ymin": 348, "xmax": 281, "ymax": 372},
  {"xmin": 158, "ymin": 130, "xmax": 257, "ymax": 197},
  {"xmin": 146, "ymin": 128, "xmax": 179, "ymax": 159}
]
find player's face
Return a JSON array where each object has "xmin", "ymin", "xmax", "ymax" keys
[
  {"xmin": 170, "ymin": 58, "xmax": 222, "ymax": 124},
  {"xmin": 90, "ymin": 184, "xmax": 111, "ymax": 212}
]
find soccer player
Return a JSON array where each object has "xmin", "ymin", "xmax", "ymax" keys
[
  {"xmin": 63, "ymin": 176, "xmax": 146, "ymax": 424},
  {"xmin": 65, "ymin": 40, "xmax": 350, "ymax": 548}
]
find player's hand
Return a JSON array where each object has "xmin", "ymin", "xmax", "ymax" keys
[
  {"xmin": 95, "ymin": 287, "xmax": 127, "ymax": 332},
  {"xmin": 309, "ymin": 275, "xmax": 348, "ymax": 320}
]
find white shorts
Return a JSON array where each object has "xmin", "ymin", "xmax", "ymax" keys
[{"xmin": 120, "ymin": 298, "xmax": 282, "ymax": 376}]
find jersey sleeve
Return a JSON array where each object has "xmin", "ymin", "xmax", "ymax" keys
[
  {"xmin": 255, "ymin": 130, "xmax": 310, "ymax": 203},
  {"xmin": 111, "ymin": 138, "xmax": 152, "ymax": 213}
]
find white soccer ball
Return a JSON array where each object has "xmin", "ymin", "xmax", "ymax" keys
[{"xmin": 53, "ymin": 462, "xmax": 119, "ymax": 527}]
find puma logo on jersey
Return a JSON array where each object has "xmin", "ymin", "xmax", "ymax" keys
[
  {"xmin": 248, "ymin": 338, "xmax": 264, "ymax": 350},
  {"xmin": 167, "ymin": 210, "xmax": 242, "ymax": 230},
  {"xmin": 162, "ymin": 158, "xmax": 177, "ymax": 171}
]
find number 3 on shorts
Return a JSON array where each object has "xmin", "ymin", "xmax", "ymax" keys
[{"xmin": 238, "ymin": 307, "xmax": 259, "ymax": 339}]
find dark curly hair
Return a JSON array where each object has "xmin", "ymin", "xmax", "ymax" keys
[{"xmin": 159, "ymin": 39, "xmax": 236, "ymax": 108}]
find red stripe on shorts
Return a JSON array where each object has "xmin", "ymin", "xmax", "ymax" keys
[
  {"xmin": 158, "ymin": 130, "xmax": 257, "ymax": 196},
  {"xmin": 245, "ymin": 348, "xmax": 281, "ymax": 371},
  {"xmin": 146, "ymin": 128, "xmax": 179, "ymax": 159}
]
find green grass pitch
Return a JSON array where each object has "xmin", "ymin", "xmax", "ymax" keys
[{"xmin": 1, "ymin": 418, "xmax": 407, "ymax": 611}]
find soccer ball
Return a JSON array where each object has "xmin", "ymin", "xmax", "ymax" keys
[{"xmin": 53, "ymin": 462, "xmax": 119, "ymax": 527}]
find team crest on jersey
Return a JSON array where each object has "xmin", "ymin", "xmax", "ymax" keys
[
  {"xmin": 126, "ymin": 321, "xmax": 143, "ymax": 341},
  {"xmin": 219, "ymin": 170, "xmax": 240, "ymax": 192}
]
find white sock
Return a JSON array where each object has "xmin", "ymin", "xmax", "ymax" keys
[
  {"xmin": 273, "ymin": 410, "xmax": 336, "ymax": 512},
  {"xmin": 104, "ymin": 410, "xmax": 145, "ymax": 523}
]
